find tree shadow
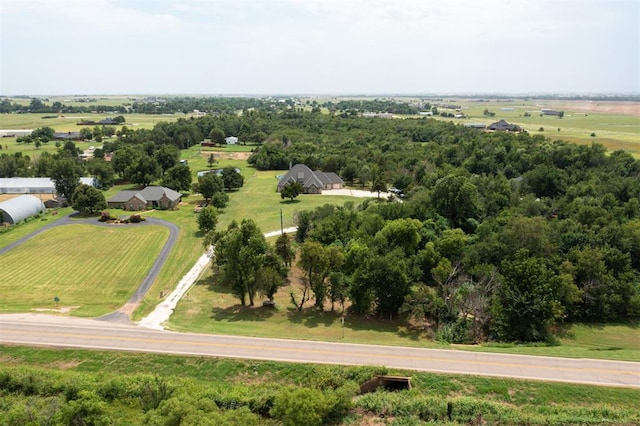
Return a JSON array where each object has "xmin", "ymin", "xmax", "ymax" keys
[
  {"xmin": 210, "ymin": 304, "xmax": 277, "ymax": 322},
  {"xmin": 286, "ymin": 307, "xmax": 341, "ymax": 328},
  {"xmin": 279, "ymin": 199, "xmax": 301, "ymax": 204}
]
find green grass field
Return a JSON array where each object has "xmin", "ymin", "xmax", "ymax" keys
[
  {"xmin": 0, "ymin": 223, "xmax": 168, "ymax": 317},
  {"xmin": 421, "ymin": 99, "xmax": 640, "ymax": 157}
]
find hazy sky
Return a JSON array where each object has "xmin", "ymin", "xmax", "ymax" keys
[{"xmin": 1, "ymin": 0, "xmax": 638, "ymax": 95}]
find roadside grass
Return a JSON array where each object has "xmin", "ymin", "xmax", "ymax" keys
[
  {"xmin": 0, "ymin": 223, "xmax": 168, "ymax": 317},
  {"xmin": 1, "ymin": 345, "xmax": 639, "ymax": 425},
  {"xmin": 169, "ymin": 270, "xmax": 640, "ymax": 362}
]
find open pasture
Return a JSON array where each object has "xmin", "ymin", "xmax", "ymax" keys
[
  {"xmin": 0, "ymin": 223, "xmax": 168, "ymax": 317},
  {"xmin": 426, "ymin": 98, "xmax": 640, "ymax": 156}
]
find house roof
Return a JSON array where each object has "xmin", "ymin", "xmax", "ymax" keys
[
  {"xmin": 0, "ymin": 177, "xmax": 95, "ymax": 193},
  {"xmin": 0, "ymin": 195, "xmax": 45, "ymax": 224},
  {"xmin": 107, "ymin": 186, "xmax": 182, "ymax": 203},
  {"xmin": 276, "ymin": 164, "xmax": 344, "ymax": 191},
  {"xmin": 488, "ymin": 120, "xmax": 521, "ymax": 131},
  {"xmin": 53, "ymin": 132, "xmax": 82, "ymax": 139},
  {"xmin": 140, "ymin": 186, "xmax": 182, "ymax": 202}
]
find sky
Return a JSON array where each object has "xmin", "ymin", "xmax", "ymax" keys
[{"xmin": 1, "ymin": 0, "xmax": 639, "ymax": 95}]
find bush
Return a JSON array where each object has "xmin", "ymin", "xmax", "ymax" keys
[
  {"xmin": 99, "ymin": 211, "xmax": 116, "ymax": 222},
  {"xmin": 129, "ymin": 214, "xmax": 144, "ymax": 223},
  {"xmin": 270, "ymin": 387, "xmax": 353, "ymax": 426}
]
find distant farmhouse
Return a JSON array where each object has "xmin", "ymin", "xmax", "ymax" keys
[
  {"xmin": 541, "ymin": 109, "xmax": 563, "ymax": 116},
  {"xmin": 225, "ymin": 136, "xmax": 238, "ymax": 145},
  {"xmin": 107, "ymin": 186, "xmax": 182, "ymax": 211},
  {"xmin": 276, "ymin": 164, "xmax": 344, "ymax": 194},
  {"xmin": 487, "ymin": 120, "xmax": 522, "ymax": 132}
]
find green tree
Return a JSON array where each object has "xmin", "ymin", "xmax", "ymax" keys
[
  {"xmin": 275, "ymin": 233, "xmax": 295, "ymax": 267},
  {"xmin": 72, "ymin": 184, "xmax": 107, "ymax": 213},
  {"xmin": 358, "ymin": 164, "xmax": 371, "ymax": 187},
  {"xmin": 491, "ymin": 250, "xmax": 563, "ymax": 342},
  {"xmin": 296, "ymin": 241, "xmax": 344, "ymax": 310},
  {"xmin": 112, "ymin": 145, "xmax": 141, "ymax": 181},
  {"xmin": 432, "ymin": 174, "xmax": 480, "ymax": 229},
  {"xmin": 128, "ymin": 154, "xmax": 161, "ymax": 187},
  {"xmin": 31, "ymin": 126, "xmax": 55, "ymax": 142},
  {"xmin": 196, "ymin": 172, "xmax": 224, "ymax": 201},
  {"xmin": 50, "ymin": 157, "xmax": 82, "ymax": 199},
  {"xmin": 155, "ymin": 144, "xmax": 180, "ymax": 175},
  {"xmin": 211, "ymin": 191, "xmax": 229, "ymax": 209},
  {"xmin": 86, "ymin": 158, "xmax": 115, "ymax": 189},
  {"xmin": 221, "ymin": 166, "xmax": 244, "ymax": 190},
  {"xmin": 213, "ymin": 219, "xmax": 268, "ymax": 306},
  {"xmin": 370, "ymin": 165, "xmax": 386, "ymax": 198},
  {"xmin": 209, "ymin": 128, "xmax": 226, "ymax": 145},
  {"xmin": 79, "ymin": 127, "xmax": 93, "ymax": 141},
  {"xmin": 207, "ymin": 153, "xmax": 215, "ymax": 168},
  {"xmin": 162, "ymin": 163, "xmax": 192, "ymax": 192},
  {"xmin": 280, "ymin": 180, "xmax": 304, "ymax": 201},
  {"xmin": 197, "ymin": 206, "xmax": 218, "ymax": 233}
]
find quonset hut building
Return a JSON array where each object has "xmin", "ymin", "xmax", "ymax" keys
[{"xmin": 0, "ymin": 195, "xmax": 45, "ymax": 224}]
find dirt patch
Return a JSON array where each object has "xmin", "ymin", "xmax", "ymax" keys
[
  {"xmin": 540, "ymin": 101, "xmax": 640, "ymax": 116},
  {"xmin": 200, "ymin": 151, "xmax": 252, "ymax": 160},
  {"xmin": 0, "ymin": 193, "xmax": 57, "ymax": 203},
  {"xmin": 50, "ymin": 360, "xmax": 82, "ymax": 370},
  {"xmin": 33, "ymin": 306, "xmax": 78, "ymax": 313}
]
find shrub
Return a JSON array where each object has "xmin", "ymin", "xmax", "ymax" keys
[{"xmin": 128, "ymin": 214, "xmax": 144, "ymax": 223}]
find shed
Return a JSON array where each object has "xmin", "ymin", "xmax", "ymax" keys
[{"xmin": 0, "ymin": 195, "xmax": 45, "ymax": 224}]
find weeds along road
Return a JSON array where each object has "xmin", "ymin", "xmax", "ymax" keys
[{"xmin": 0, "ymin": 314, "xmax": 638, "ymax": 389}]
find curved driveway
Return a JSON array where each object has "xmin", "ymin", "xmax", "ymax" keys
[{"xmin": 0, "ymin": 213, "xmax": 179, "ymax": 324}]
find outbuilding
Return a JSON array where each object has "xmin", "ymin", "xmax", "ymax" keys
[{"xmin": 0, "ymin": 195, "xmax": 45, "ymax": 224}]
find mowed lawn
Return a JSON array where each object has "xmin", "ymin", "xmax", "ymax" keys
[{"xmin": 0, "ymin": 224, "xmax": 168, "ymax": 317}]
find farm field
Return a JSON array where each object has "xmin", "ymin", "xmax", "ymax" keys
[
  {"xmin": 422, "ymin": 98, "xmax": 640, "ymax": 157},
  {"xmin": 0, "ymin": 223, "xmax": 168, "ymax": 317}
]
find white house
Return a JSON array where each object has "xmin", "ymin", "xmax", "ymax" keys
[{"xmin": 225, "ymin": 136, "xmax": 238, "ymax": 145}]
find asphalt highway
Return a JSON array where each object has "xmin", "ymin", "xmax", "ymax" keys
[{"xmin": 1, "ymin": 314, "xmax": 638, "ymax": 388}]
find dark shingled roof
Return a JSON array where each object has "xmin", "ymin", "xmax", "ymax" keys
[{"xmin": 107, "ymin": 186, "xmax": 182, "ymax": 203}]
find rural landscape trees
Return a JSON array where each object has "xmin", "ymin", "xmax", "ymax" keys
[{"xmin": 2, "ymin": 96, "xmax": 639, "ymax": 345}]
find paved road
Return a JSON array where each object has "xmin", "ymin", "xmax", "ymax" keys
[{"xmin": 1, "ymin": 314, "xmax": 638, "ymax": 388}]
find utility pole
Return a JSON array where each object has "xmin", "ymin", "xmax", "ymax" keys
[{"xmin": 280, "ymin": 209, "xmax": 284, "ymax": 235}]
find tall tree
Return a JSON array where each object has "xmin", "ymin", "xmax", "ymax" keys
[
  {"xmin": 155, "ymin": 144, "xmax": 180, "ymax": 175},
  {"xmin": 432, "ymin": 174, "xmax": 480, "ymax": 229},
  {"xmin": 491, "ymin": 250, "xmax": 563, "ymax": 342},
  {"xmin": 162, "ymin": 163, "xmax": 192, "ymax": 192},
  {"xmin": 213, "ymin": 219, "xmax": 268, "ymax": 306},
  {"xmin": 71, "ymin": 184, "xmax": 107, "ymax": 213},
  {"xmin": 221, "ymin": 166, "xmax": 244, "ymax": 191},
  {"xmin": 197, "ymin": 206, "xmax": 218, "ymax": 233},
  {"xmin": 195, "ymin": 172, "xmax": 224, "ymax": 201},
  {"xmin": 209, "ymin": 128, "xmax": 226, "ymax": 145},
  {"xmin": 128, "ymin": 155, "xmax": 161, "ymax": 187},
  {"xmin": 50, "ymin": 157, "xmax": 82, "ymax": 199}
]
